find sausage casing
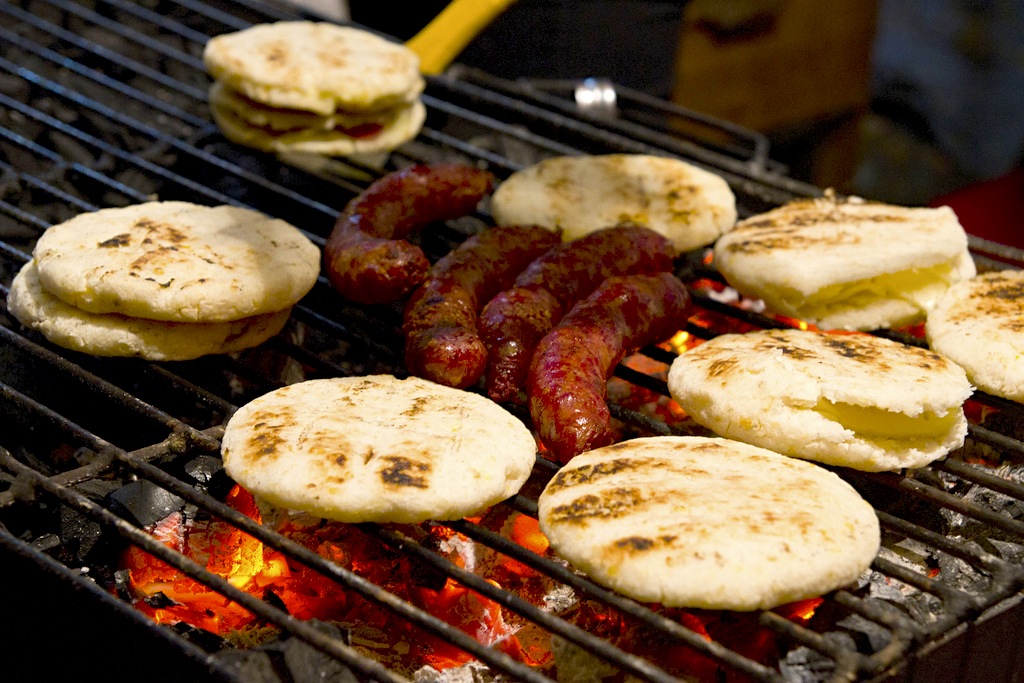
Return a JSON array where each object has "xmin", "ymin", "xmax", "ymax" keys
[
  {"xmin": 324, "ymin": 164, "xmax": 496, "ymax": 304},
  {"xmin": 480, "ymin": 225, "xmax": 675, "ymax": 402},
  {"xmin": 403, "ymin": 224, "xmax": 560, "ymax": 388},
  {"xmin": 527, "ymin": 272, "xmax": 692, "ymax": 463}
]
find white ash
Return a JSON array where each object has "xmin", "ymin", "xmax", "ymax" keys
[
  {"xmin": 988, "ymin": 537, "xmax": 1024, "ymax": 563},
  {"xmin": 542, "ymin": 583, "xmax": 577, "ymax": 615},
  {"xmin": 936, "ymin": 538, "xmax": 993, "ymax": 594},
  {"xmin": 887, "ymin": 537, "xmax": 934, "ymax": 568},
  {"xmin": 864, "ymin": 567, "xmax": 944, "ymax": 625},
  {"xmin": 412, "ymin": 660, "xmax": 498, "ymax": 683},
  {"xmin": 779, "ymin": 645, "xmax": 839, "ymax": 683},
  {"xmin": 549, "ymin": 635, "xmax": 620, "ymax": 683},
  {"xmin": 940, "ymin": 463, "xmax": 1024, "ymax": 543},
  {"xmin": 703, "ymin": 285, "xmax": 740, "ymax": 305}
]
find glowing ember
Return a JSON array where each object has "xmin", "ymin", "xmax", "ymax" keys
[
  {"xmin": 120, "ymin": 486, "xmax": 535, "ymax": 673},
  {"xmin": 561, "ymin": 596, "xmax": 822, "ymax": 681}
]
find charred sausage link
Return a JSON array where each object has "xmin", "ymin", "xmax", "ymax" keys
[
  {"xmin": 528, "ymin": 272, "xmax": 692, "ymax": 463},
  {"xmin": 324, "ymin": 164, "xmax": 496, "ymax": 304},
  {"xmin": 479, "ymin": 225, "xmax": 676, "ymax": 402},
  {"xmin": 403, "ymin": 224, "xmax": 561, "ymax": 389}
]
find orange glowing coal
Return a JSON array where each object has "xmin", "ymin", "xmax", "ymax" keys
[
  {"xmin": 120, "ymin": 485, "xmax": 538, "ymax": 672},
  {"xmin": 122, "ymin": 485, "xmax": 348, "ymax": 634},
  {"xmin": 122, "ymin": 485, "xmax": 827, "ymax": 680}
]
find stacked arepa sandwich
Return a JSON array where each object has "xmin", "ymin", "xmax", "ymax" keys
[
  {"xmin": 7, "ymin": 201, "xmax": 320, "ymax": 360},
  {"xmin": 713, "ymin": 191, "xmax": 975, "ymax": 331},
  {"xmin": 203, "ymin": 21, "xmax": 426, "ymax": 161}
]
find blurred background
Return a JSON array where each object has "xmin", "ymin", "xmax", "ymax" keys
[{"xmin": 297, "ymin": 0, "xmax": 1024, "ymax": 246}]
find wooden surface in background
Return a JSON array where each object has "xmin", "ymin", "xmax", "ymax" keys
[{"xmin": 671, "ymin": 0, "xmax": 878, "ymax": 188}]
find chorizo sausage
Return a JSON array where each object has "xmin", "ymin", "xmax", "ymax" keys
[
  {"xmin": 527, "ymin": 272, "xmax": 692, "ymax": 463},
  {"xmin": 403, "ymin": 224, "xmax": 560, "ymax": 389},
  {"xmin": 479, "ymin": 225, "xmax": 676, "ymax": 402},
  {"xmin": 324, "ymin": 164, "xmax": 496, "ymax": 304}
]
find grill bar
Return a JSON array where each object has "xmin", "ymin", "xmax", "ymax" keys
[
  {"xmin": 445, "ymin": 518, "xmax": 787, "ymax": 682},
  {"xmin": 0, "ymin": 446, "xmax": 412, "ymax": 683},
  {"xmin": 2, "ymin": 1, "xmax": 1024, "ymax": 682},
  {"xmin": 112, "ymin": 437, "xmax": 558, "ymax": 682}
]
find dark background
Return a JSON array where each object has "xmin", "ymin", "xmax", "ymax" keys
[{"xmin": 340, "ymin": 0, "xmax": 1024, "ymax": 245}]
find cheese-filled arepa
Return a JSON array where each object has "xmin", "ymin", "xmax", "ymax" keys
[
  {"xmin": 490, "ymin": 154, "xmax": 737, "ymax": 252},
  {"xmin": 220, "ymin": 375, "xmax": 538, "ymax": 524},
  {"xmin": 537, "ymin": 436, "xmax": 880, "ymax": 611},
  {"xmin": 667, "ymin": 329, "xmax": 973, "ymax": 472},
  {"xmin": 712, "ymin": 193, "xmax": 975, "ymax": 330},
  {"xmin": 925, "ymin": 269, "xmax": 1024, "ymax": 403}
]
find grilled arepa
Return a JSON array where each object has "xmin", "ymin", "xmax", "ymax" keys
[
  {"xmin": 712, "ymin": 193, "xmax": 975, "ymax": 330},
  {"xmin": 32, "ymin": 201, "xmax": 320, "ymax": 323},
  {"xmin": 490, "ymin": 153, "xmax": 737, "ymax": 252},
  {"xmin": 7, "ymin": 260, "xmax": 291, "ymax": 361},
  {"xmin": 203, "ymin": 21, "xmax": 425, "ymax": 157},
  {"xmin": 221, "ymin": 375, "xmax": 538, "ymax": 524},
  {"xmin": 667, "ymin": 329, "xmax": 973, "ymax": 472},
  {"xmin": 537, "ymin": 436, "xmax": 880, "ymax": 611},
  {"xmin": 926, "ymin": 269, "xmax": 1024, "ymax": 403}
]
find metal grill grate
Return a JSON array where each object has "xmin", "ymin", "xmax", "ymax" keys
[{"xmin": 2, "ymin": 1, "xmax": 1024, "ymax": 682}]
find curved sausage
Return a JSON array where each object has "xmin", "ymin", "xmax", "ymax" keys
[
  {"xmin": 403, "ymin": 224, "xmax": 561, "ymax": 389},
  {"xmin": 324, "ymin": 164, "xmax": 496, "ymax": 304},
  {"xmin": 479, "ymin": 225, "xmax": 676, "ymax": 402},
  {"xmin": 527, "ymin": 272, "xmax": 692, "ymax": 463}
]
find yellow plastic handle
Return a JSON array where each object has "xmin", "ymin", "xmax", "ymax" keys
[{"xmin": 406, "ymin": 0, "xmax": 518, "ymax": 75}]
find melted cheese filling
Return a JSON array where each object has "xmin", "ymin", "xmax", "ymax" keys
[
  {"xmin": 790, "ymin": 262, "xmax": 958, "ymax": 317},
  {"xmin": 814, "ymin": 400, "xmax": 958, "ymax": 440}
]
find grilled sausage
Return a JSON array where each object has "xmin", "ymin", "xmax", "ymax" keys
[
  {"xmin": 324, "ymin": 164, "xmax": 496, "ymax": 304},
  {"xmin": 403, "ymin": 224, "xmax": 560, "ymax": 389},
  {"xmin": 479, "ymin": 225, "xmax": 676, "ymax": 402},
  {"xmin": 528, "ymin": 272, "xmax": 692, "ymax": 463}
]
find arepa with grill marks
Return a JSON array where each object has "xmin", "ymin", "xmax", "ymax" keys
[
  {"xmin": 712, "ymin": 193, "xmax": 975, "ymax": 330},
  {"xmin": 32, "ymin": 201, "xmax": 320, "ymax": 324},
  {"xmin": 537, "ymin": 436, "xmax": 880, "ymax": 611},
  {"xmin": 490, "ymin": 154, "xmax": 737, "ymax": 252},
  {"xmin": 667, "ymin": 329, "xmax": 972, "ymax": 472},
  {"xmin": 925, "ymin": 269, "xmax": 1024, "ymax": 402},
  {"xmin": 221, "ymin": 375, "xmax": 538, "ymax": 524}
]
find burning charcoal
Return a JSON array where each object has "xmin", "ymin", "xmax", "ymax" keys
[
  {"xmin": 988, "ymin": 537, "xmax": 1024, "ymax": 564},
  {"xmin": 834, "ymin": 614, "xmax": 891, "ymax": 654},
  {"xmin": 143, "ymin": 591, "xmax": 181, "ymax": 609},
  {"xmin": 409, "ymin": 534, "xmax": 455, "ymax": 592},
  {"xmin": 60, "ymin": 506, "xmax": 102, "ymax": 561},
  {"xmin": 939, "ymin": 464, "xmax": 1024, "ymax": 547},
  {"xmin": 183, "ymin": 455, "xmax": 235, "ymax": 500},
  {"xmin": 183, "ymin": 455, "xmax": 222, "ymax": 484},
  {"xmin": 936, "ymin": 540, "xmax": 991, "ymax": 594},
  {"xmin": 412, "ymin": 660, "xmax": 496, "ymax": 683},
  {"xmin": 865, "ymin": 567, "xmax": 944, "ymax": 625},
  {"xmin": 213, "ymin": 650, "xmax": 279, "ymax": 683},
  {"xmin": 262, "ymin": 588, "xmax": 289, "ymax": 614},
  {"xmin": 113, "ymin": 568, "xmax": 134, "ymax": 601},
  {"xmin": 171, "ymin": 621, "xmax": 231, "ymax": 654},
  {"xmin": 106, "ymin": 480, "xmax": 185, "ymax": 527},
  {"xmin": 549, "ymin": 634, "xmax": 620, "ymax": 683},
  {"xmin": 213, "ymin": 620, "xmax": 358, "ymax": 683},
  {"xmin": 779, "ymin": 645, "xmax": 838, "ymax": 682},
  {"xmin": 29, "ymin": 532, "xmax": 60, "ymax": 552}
]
